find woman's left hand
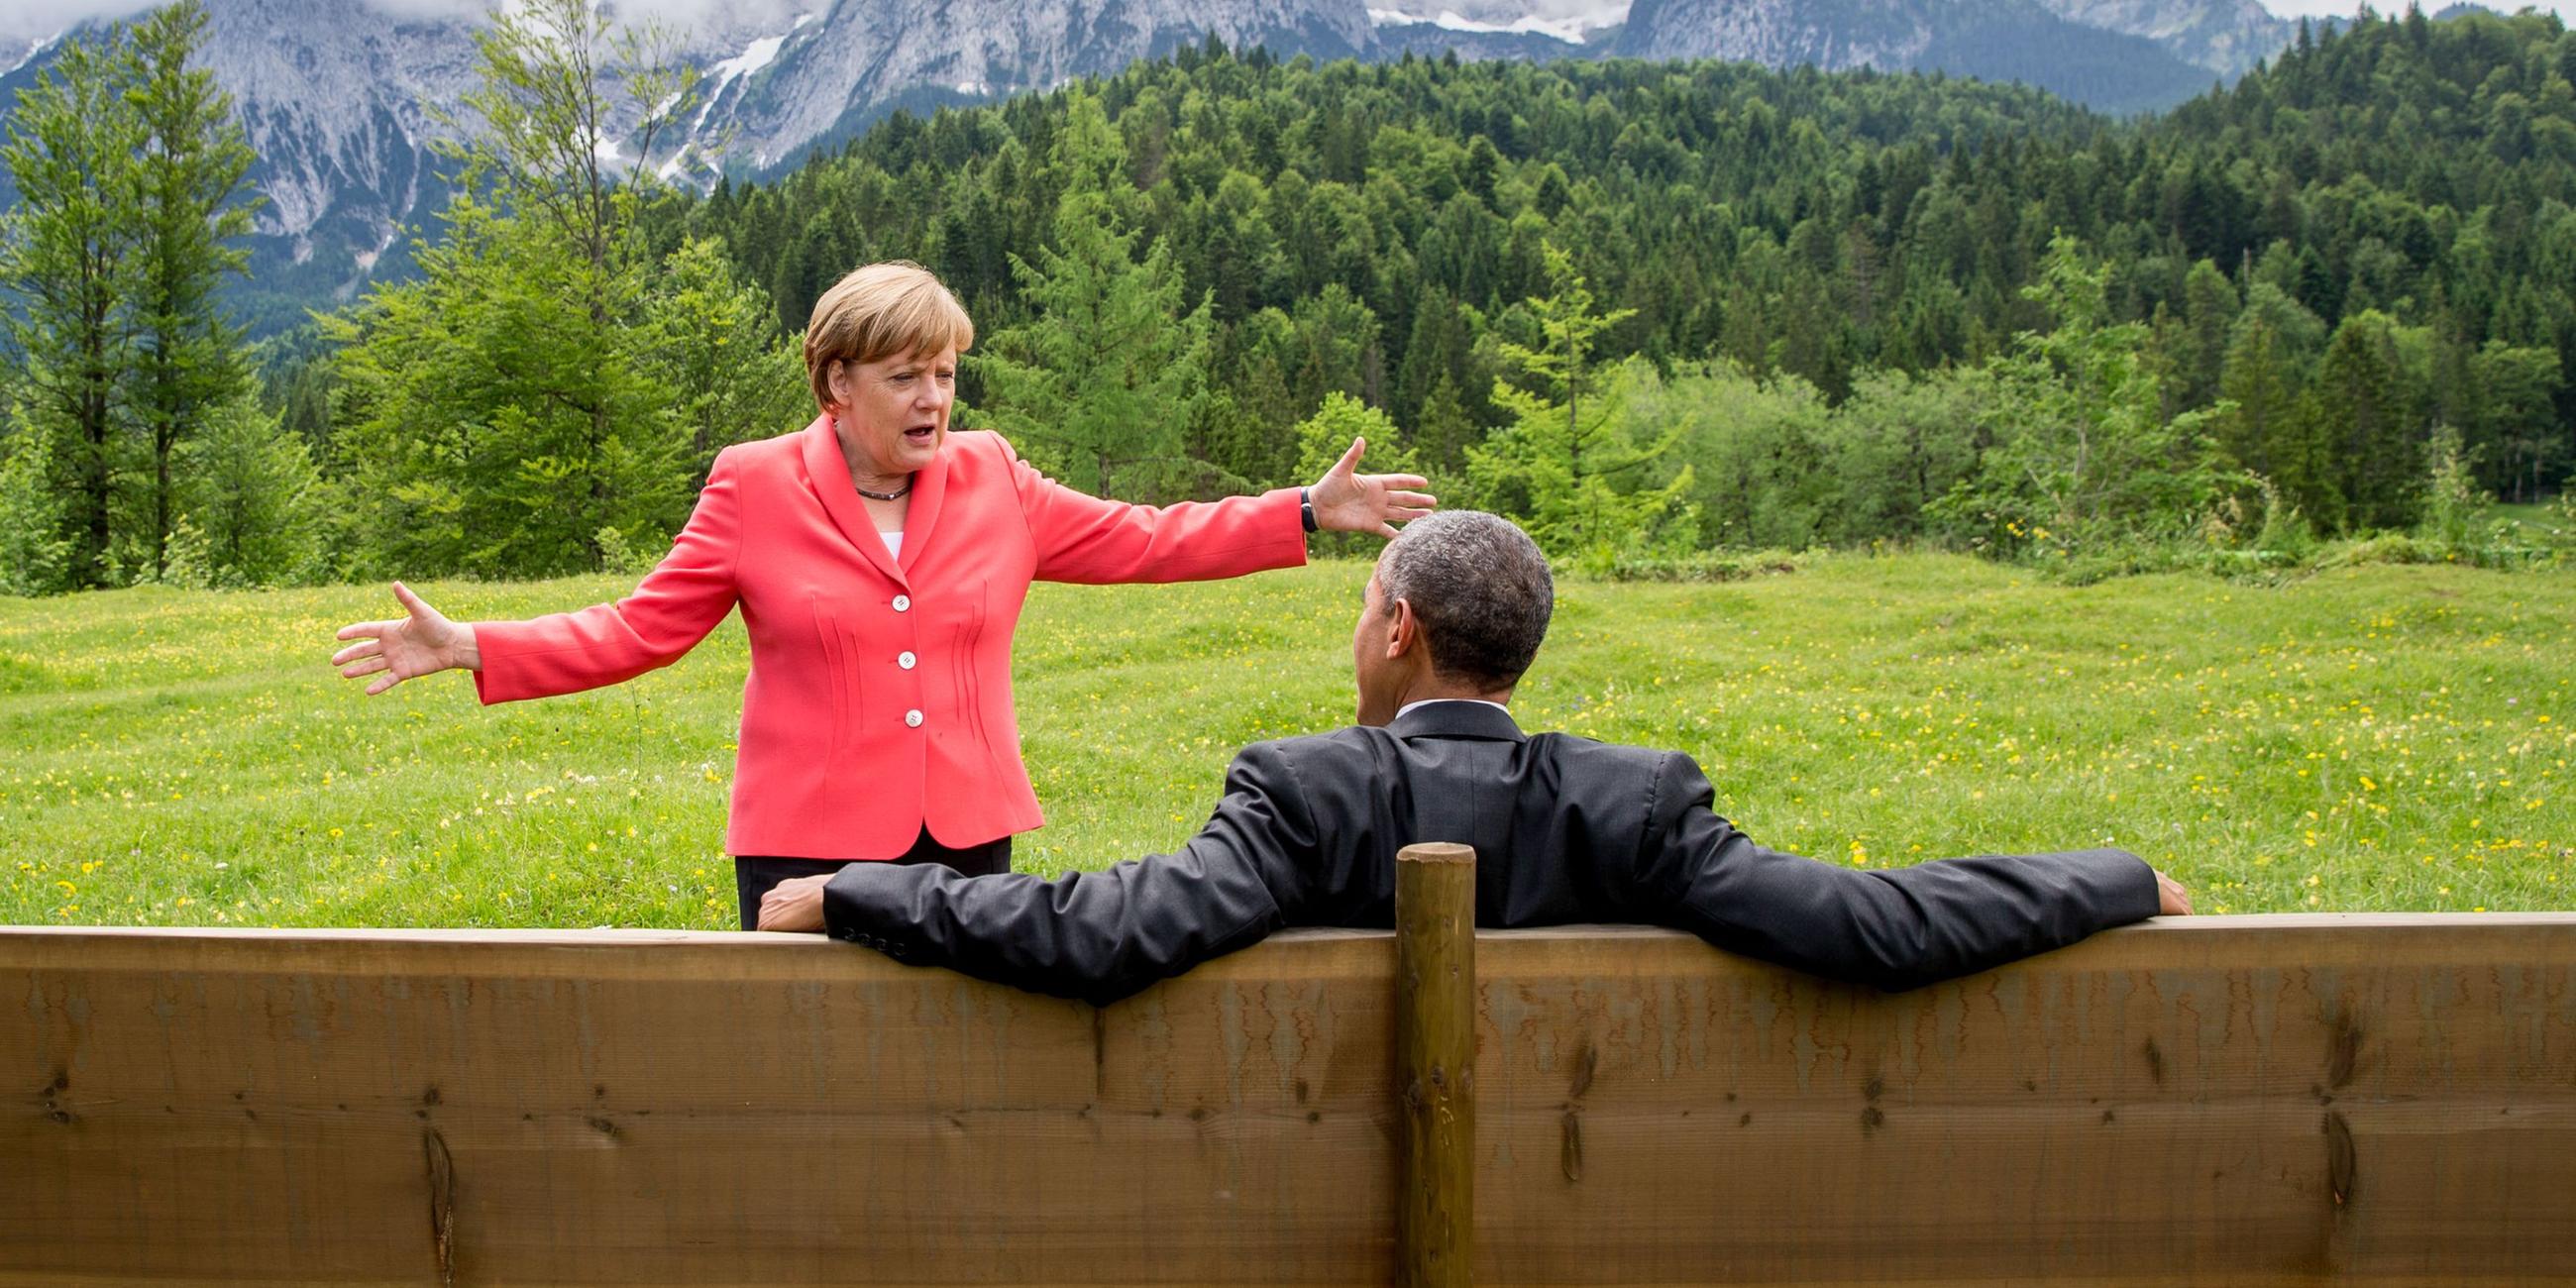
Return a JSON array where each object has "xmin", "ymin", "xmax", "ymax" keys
[{"xmin": 1309, "ymin": 437, "xmax": 1436, "ymax": 539}]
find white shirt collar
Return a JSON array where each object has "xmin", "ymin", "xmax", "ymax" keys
[{"xmin": 1395, "ymin": 697, "xmax": 1511, "ymax": 720}]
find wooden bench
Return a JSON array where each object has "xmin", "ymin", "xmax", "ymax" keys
[{"xmin": 7, "ymin": 909, "xmax": 2574, "ymax": 1284}]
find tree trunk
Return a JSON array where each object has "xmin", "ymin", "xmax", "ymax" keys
[
  {"xmin": 80, "ymin": 270, "xmax": 113, "ymax": 589},
  {"xmin": 155, "ymin": 410, "xmax": 175, "ymax": 579}
]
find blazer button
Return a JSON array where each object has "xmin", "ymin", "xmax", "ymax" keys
[
  {"xmin": 892, "ymin": 594, "xmax": 912, "ymax": 612},
  {"xmin": 898, "ymin": 651, "xmax": 916, "ymax": 670},
  {"xmin": 904, "ymin": 709, "xmax": 924, "ymax": 728}
]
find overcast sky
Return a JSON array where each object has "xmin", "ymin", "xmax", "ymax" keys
[
  {"xmin": 0, "ymin": 0, "xmax": 790, "ymax": 29},
  {"xmin": 1, "ymin": 1, "xmax": 805, "ymax": 50},
  {"xmin": 2259, "ymin": 0, "xmax": 2573, "ymax": 11},
  {"xmin": 6, "ymin": 0, "xmax": 2572, "ymax": 57}
]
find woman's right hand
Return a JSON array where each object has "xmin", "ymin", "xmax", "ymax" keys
[{"xmin": 332, "ymin": 582, "xmax": 481, "ymax": 696}]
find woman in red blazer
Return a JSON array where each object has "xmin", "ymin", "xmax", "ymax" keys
[{"xmin": 331, "ymin": 263, "xmax": 1432, "ymax": 925}]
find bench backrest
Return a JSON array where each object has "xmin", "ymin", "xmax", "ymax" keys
[{"xmin": 6, "ymin": 914, "xmax": 2573, "ymax": 1284}]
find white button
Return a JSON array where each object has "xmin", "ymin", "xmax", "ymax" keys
[
  {"xmin": 898, "ymin": 652, "xmax": 916, "ymax": 670},
  {"xmin": 892, "ymin": 594, "xmax": 911, "ymax": 612},
  {"xmin": 904, "ymin": 709, "xmax": 923, "ymax": 728}
]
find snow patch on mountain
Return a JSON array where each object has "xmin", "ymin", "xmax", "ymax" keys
[
  {"xmin": 1366, "ymin": 4, "xmax": 1625, "ymax": 43},
  {"xmin": 689, "ymin": 30, "xmax": 779, "ymax": 132},
  {"xmin": 709, "ymin": 31, "xmax": 789, "ymax": 83}
]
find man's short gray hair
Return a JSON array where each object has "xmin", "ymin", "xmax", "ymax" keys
[{"xmin": 1378, "ymin": 510, "xmax": 1555, "ymax": 689}]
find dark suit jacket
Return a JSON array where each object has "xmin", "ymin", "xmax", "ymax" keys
[{"xmin": 820, "ymin": 700, "xmax": 2161, "ymax": 1005}]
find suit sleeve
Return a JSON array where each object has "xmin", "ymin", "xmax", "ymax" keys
[
  {"xmin": 472, "ymin": 448, "xmax": 745, "ymax": 703},
  {"xmin": 1630, "ymin": 752, "xmax": 2162, "ymax": 991},
  {"xmin": 997, "ymin": 433, "xmax": 1309, "ymax": 585},
  {"xmin": 819, "ymin": 742, "xmax": 1319, "ymax": 1006}
]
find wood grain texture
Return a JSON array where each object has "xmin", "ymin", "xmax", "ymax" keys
[
  {"xmin": 4, "ymin": 914, "xmax": 2573, "ymax": 1286},
  {"xmin": 1396, "ymin": 844, "xmax": 1477, "ymax": 1288}
]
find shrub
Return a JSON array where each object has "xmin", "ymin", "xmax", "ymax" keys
[{"xmin": 1595, "ymin": 549, "xmax": 1802, "ymax": 583}]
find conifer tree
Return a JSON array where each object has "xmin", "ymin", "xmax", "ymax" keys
[
  {"xmin": 1465, "ymin": 244, "xmax": 1693, "ymax": 561},
  {"xmin": 124, "ymin": 0, "xmax": 259, "ymax": 580},
  {"xmin": 2215, "ymin": 312, "xmax": 2332, "ymax": 527},
  {"xmin": 0, "ymin": 414, "xmax": 72, "ymax": 595},
  {"xmin": 1412, "ymin": 374, "xmax": 1478, "ymax": 476},
  {"xmin": 172, "ymin": 394, "xmax": 322, "ymax": 588},
  {"xmin": 974, "ymin": 192, "xmax": 1214, "ymax": 500},
  {"xmin": 0, "ymin": 30, "xmax": 142, "ymax": 588},
  {"xmin": 2464, "ymin": 340, "xmax": 2564, "ymax": 503},
  {"xmin": 2314, "ymin": 311, "xmax": 2423, "ymax": 530},
  {"xmin": 2174, "ymin": 259, "xmax": 2239, "ymax": 413}
]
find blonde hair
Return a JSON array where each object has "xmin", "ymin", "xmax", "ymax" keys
[{"xmin": 803, "ymin": 262, "xmax": 975, "ymax": 412}]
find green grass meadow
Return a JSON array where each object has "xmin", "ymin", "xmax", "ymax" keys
[{"xmin": 3, "ymin": 554, "xmax": 2570, "ymax": 928}]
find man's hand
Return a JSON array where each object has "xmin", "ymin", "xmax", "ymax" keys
[
  {"xmin": 2153, "ymin": 869, "xmax": 2194, "ymax": 916},
  {"xmin": 756, "ymin": 873, "xmax": 833, "ymax": 932}
]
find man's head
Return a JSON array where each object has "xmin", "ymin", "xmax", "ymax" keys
[{"xmin": 1352, "ymin": 510, "xmax": 1555, "ymax": 725}]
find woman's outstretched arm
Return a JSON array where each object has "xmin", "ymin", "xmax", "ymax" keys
[
  {"xmin": 330, "ymin": 447, "xmax": 746, "ymax": 702},
  {"xmin": 1009, "ymin": 433, "xmax": 1435, "ymax": 585}
]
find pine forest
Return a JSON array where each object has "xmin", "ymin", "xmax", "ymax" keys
[{"xmin": 4, "ymin": 0, "xmax": 2575, "ymax": 592}]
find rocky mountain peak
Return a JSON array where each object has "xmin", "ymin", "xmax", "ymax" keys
[{"xmin": 0, "ymin": 0, "xmax": 2309, "ymax": 334}]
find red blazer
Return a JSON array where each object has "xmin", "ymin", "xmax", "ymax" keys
[{"xmin": 473, "ymin": 417, "xmax": 1308, "ymax": 859}]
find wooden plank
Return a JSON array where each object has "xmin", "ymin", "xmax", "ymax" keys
[{"xmin": 3, "ymin": 915, "xmax": 2572, "ymax": 1285}]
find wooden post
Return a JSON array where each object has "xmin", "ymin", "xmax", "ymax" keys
[{"xmin": 1396, "ymin": 840, "xmax": 1477, "ymax": 1288}]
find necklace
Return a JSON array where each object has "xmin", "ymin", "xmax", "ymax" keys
[{"xmin": 831, "ymin": 417, "xmax": 916, "ymax": 500}]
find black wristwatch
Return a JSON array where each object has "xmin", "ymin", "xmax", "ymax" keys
[{"xmin": 1300, "ymin": 486, "xmax": 1319, "ymax": 533}]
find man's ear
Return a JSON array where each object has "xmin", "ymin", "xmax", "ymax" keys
[{"xmin": 1385, "ymin": 596, "xmax": 1419, "ymax": 660}]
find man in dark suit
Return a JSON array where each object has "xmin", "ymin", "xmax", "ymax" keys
[{"xmin": 757, "ymin": 510, "xmax": 2190, "ymax": 1003}]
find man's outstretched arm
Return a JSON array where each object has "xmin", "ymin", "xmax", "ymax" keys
[
  {"xmin": 762, "ymin": 743, "xmax": 1319, "ymax": 1006},
  {"xmin": 1630, "ymin": 752, "xmax": 2182, "ymax": 991}
]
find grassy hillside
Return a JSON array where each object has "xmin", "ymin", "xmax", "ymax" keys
[{"xmin": 3, "ymin": 555, "xmax": 2569, "ymax": 927}]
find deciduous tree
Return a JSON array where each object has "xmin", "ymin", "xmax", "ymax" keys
[{"xmin": 326, "ymin": 0, "xmax": 700, "ymax": 576}]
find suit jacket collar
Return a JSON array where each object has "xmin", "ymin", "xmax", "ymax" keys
[
  {"xmin": 802, "ymin": 416, "xmax": 951, "ymax": 585},
  {"xmin": 1387, "ymin": 699, "xmax": 1526, "ymax": 743}
]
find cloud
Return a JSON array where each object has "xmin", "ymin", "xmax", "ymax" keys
[
  {"xmin": 356, "ymin": 0, "xmax": 493, "ymax": 20},
  {"xmin": 352, "ymin": 0, "xmax": 811, "ymax": 28},
  {"xmin": 611, "ymin": 0, "xmax": 808, "ymax": 27},
  {"xmin": 1, "ymin": 0, "xmax": 813, "ymax": 52},
  {"xmin": 2258, "ymin": 0, "xmax": 2575, "ymax": 15},
  {"xmin": 0, "ymin": 1, "xmax": 157, "ymax": 49},
  {"xmin": 10, "ymin": 0, "xmax": 2557, "ymax": 73}
]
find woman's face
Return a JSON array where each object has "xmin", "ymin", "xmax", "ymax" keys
[{"xmin": 829, "ymin": 346, "xmax": 958, "ymax": 481}]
